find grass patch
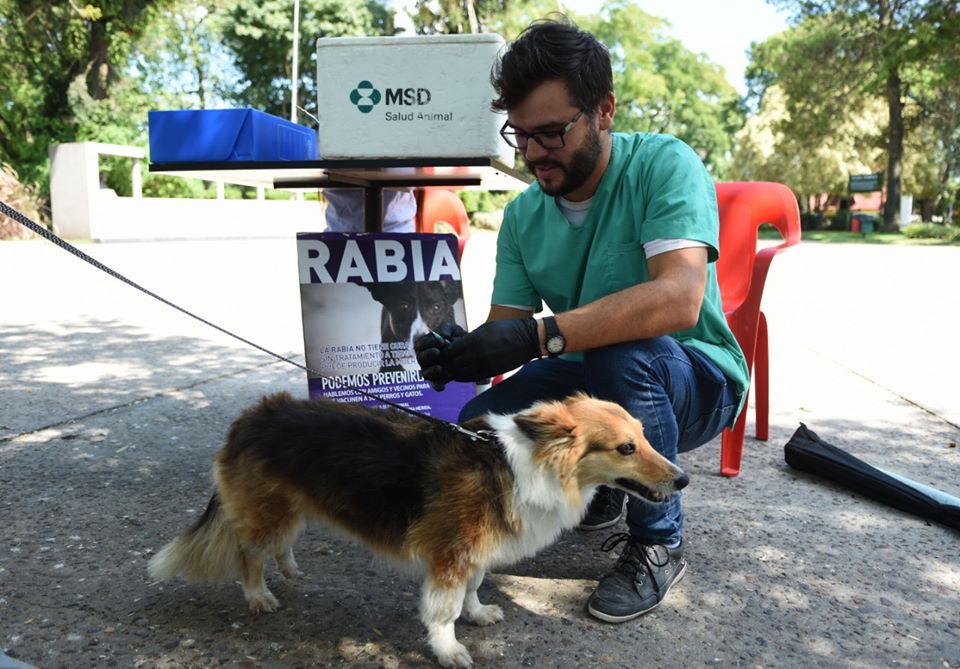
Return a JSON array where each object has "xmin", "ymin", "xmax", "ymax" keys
[
  {"xmin": 902, "ymin": 223, "xmax": 960, "ymax": 243},
  {"xmin": 758, "ymin": 224, "xmax": 960, "ymax": 246}
]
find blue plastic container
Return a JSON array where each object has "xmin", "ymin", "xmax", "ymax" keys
[{"xmin": 148, "ymin": 109, "xmax": 317, "ymax": 163}]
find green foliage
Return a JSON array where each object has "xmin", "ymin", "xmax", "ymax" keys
[
  {"xmin": 730, "ymin": 83, "xmax": 884, "ymax": 202},
  {"xmin": 411, "ymin": 0, "xmax": 476, "ymax": 33},
  {"xmin": 458, "ymin": 190, "xmax": 514, "ymax": 213},
  {"xmin": 0, "ymin": 0, "xmax": 174, "ymax": 197},
  {"xmin": 219, "ymin": 0, "xmax": 393, "ymax": 119},
  {"xmin": 142, "ymin": 174, "xmax": 213, "ymax": 199},
  {"xmin": 579, "ymin": 1, "xmax": 743, "ymax": 177},
  {"xmin": 0, "ymin": 0, "xmax": 391, "ymax": 201},
  {"xmin": 68, "ymin": 75, "xmax": 154, "ymax": 195},
  {"xmin": 0, "ymin": 163, "xmax": 45, "ymax": 238},
  {"xmin": 902, "ymin": 222, "xmax": 960, "ymax": 242},
  {"xmin": 408, "ymin": 0, "xmax": 743, "ymax": 176},
  {"xmin": 130, "ymin": 1, "xmax": 244, "ymax": 110},
  {"xmin": 746, "ymin": 15, "xmax": 868, "ymax": 140},
  {"xmin": 750, "ymin": 1, "xmax": 960, "ymax": 229},
  {"xmin": 9, "ymin": 0, "xmax": 951, "ymax": 224},
  {"xmin": 410, "ymin": 0, "xmax": 564, "ymax": 37},
  {"xmin": 481, "ymin": 0, "xmax": 568, "ymax": 38}
]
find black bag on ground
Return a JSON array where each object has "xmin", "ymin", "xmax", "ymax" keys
[{"xmin": 784, "ymin": 423, "xmax": 960, "ymax": 532}]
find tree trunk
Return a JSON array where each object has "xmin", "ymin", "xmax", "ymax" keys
[
  {"xmin": 465, "ymin": 0, "xmax": 479, "ymax": 33},
  {"xmin": 878, "ymin": 0, "xmax": 903, "ymax": 232},
  {"xmin": 882, "ymin": 66, "xmax": 904, "ymax": 231},
  {"xmin": 85, "ymin": 22, "xmax": 112, "ymax": 100}
]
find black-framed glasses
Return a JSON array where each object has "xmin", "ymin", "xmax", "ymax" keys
[{"xmin": 499, "ymin": 110, "xmax": 584, "ymax": 150}]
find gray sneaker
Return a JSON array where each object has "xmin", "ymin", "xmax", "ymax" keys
[
  {"xmin": 586, "ymin": 533, "xmax": 686, "ymax": 623},
  {"xmin": 578, "ymin": 486, "xmax": 626, "ymax": 531}
]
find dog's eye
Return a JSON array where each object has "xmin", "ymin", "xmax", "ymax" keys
[{"xmin": 617, "ymin": 442, "xmax": 636, "ymax": 456}]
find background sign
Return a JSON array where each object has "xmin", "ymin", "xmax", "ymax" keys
[{"xmin": 849, "ymin": 172, "xmax": 884, "ymax": 193}]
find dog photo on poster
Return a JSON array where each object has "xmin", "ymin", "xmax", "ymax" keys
[{"xmin": 296, "ymin": 231, "xmax": 475, "ymax": 421}]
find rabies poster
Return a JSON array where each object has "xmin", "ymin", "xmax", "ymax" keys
[{"xmin": 297, "ymin": 232, "xmax": 475, "ymax": 422}]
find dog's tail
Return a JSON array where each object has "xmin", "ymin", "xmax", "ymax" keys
[{"xmin": 148, "ymin": 493, "xmax": 242, "ymax": 583}]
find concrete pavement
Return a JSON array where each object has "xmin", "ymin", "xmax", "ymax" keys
[{"xmin": 1, "ymin": 231, "xmax": 958, "ymax": 668}]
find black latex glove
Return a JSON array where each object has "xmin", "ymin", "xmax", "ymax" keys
[
  {"xmin": 439, "ymin": 318, "xmax": 541, "ymax": 382},
  {"xmin": 414, "ymin": 322, "xmax": 466, "ymax": 391}
]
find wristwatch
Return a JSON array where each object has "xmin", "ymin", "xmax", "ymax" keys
[{"xmin": 542, "ymin": 316, "xmax": 566, "ymax": 357}]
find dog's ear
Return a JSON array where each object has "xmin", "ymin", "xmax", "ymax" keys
[
  {"xmin": 361, "ymin": 283, "xmax": 383, "ymax": 304},
  {"xmin": 362, "ymin": 282, "xmax": 407, "ymax": 306},
  {"xmin": 513, "ymin": 400, "xmax": 578, "ymax": 446},
  {"xmin": 514, "ymin": 400, "xmax": 588, "ymax": 483},
  {"xmin": 441, "ymin": 280, "xmax": 461, "ymax": 302}
]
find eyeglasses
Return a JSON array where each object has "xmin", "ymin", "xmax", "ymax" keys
[{"xmin": 499, "ymin": 110, "xmax": 584, "ymax": 150}]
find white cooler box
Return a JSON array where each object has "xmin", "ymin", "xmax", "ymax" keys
[{"xmin": 316, "ymin": 34, "xmax": 513, "ymax": 165}]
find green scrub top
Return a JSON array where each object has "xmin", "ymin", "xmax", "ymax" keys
[{"xmin": 492, "ymin": 131, "xmax": 750, "ymax": 413}]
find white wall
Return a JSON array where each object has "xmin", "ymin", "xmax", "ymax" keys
[
  {"xmin": 94, "ymin": 195, "xmax": 325, "ymax": 241},
  {"xmin": 49, "ymin": 142, "xmax": 324, "ymax": 241}
]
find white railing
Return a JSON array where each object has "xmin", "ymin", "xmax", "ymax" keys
[{"xmin": 48, "ymin": 142, "xmax": 324, "ymax": 241}]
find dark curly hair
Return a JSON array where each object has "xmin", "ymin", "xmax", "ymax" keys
[{"xmin": 490, "ymin": 16, "xmax": 613, "ymax": 113}]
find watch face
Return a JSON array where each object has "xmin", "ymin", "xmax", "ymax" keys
[{"xmin": 546, "ymin": 336, "xmax": 565, "ymax": 355}]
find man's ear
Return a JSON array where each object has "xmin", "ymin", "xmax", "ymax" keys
[{"xmin": 598, "ymin": 92, "xmax": 616, "ymax": 131}]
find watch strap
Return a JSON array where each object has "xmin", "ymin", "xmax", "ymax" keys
[{"xmin": 542, "ymin": 316, "xmax": 565, "ymax": 357}]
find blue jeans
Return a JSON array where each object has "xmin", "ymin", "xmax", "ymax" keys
[{"xmin": 459, "ymin": 337, "xmax": 741, "ymax": 545}]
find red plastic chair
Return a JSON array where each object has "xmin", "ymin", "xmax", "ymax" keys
[
  {"xmin": 715, "ymin": 181, "xmax": 801, "ymax": 477},
  {"xmin": 415, "ymin": 188, "xmax": 471, "ymax": 260}
]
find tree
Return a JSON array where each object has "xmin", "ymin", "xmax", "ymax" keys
[
  {"xmin": 219, "ymin": 0, "xmax": 394, "ymax": 120},
  {"xmin": 410, "ymin": 0, "xmax": 562, "ymax": 36},
  {"xmin": 130, "ymin": 1, "xmax": 243, "ymax": 111},
  {"xmin": 407, "ymin": 0, "xmax": 742, "ymax": 176},
  {"xmin": 0, "ymin": 0, "xmax": 173, "ymax": 194},
  {"xmin": 412, "ymin": 0, "xmax": 479, "ymax": 33},
  {"xmin": 730, "ymin": 84, "xmax": 883, "ymax": 211},
  {"xmin": 759, "ymin": 0, "xmax": 960, "ymax": 230},
  {"xmin": 581, "ymin": 1, "xmax": 743, "ymax": 177}
]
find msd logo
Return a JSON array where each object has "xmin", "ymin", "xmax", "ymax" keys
[
  {"xmin": 349, "ymin": 81, "xmax": 432, "ymax": 113},
  {"xmin": 349, "ymin": 81, "xmax": 381, "ymax": 114}
]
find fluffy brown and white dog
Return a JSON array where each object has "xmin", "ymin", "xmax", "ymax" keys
[{"xmin": 148, "ymin": 391, "xmax": 688, "ymax": 668}]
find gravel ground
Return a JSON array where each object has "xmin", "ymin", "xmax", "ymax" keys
[{"xmin": 1, "ymin": 235, "xmax": 958, "ymax": 669}]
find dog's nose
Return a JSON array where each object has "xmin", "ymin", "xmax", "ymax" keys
[{"xmin": 674, "ymin": 472, "xmax": 690, "ymax": 491}]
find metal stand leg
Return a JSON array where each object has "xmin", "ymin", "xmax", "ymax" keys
[{"xmin": 363, "ymin": 186, "xmax": 384, "ymax": 232}]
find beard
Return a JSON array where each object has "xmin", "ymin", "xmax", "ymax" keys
[{"xmin": 525, "ymin": 123, "xmax": 603, "ymax": 198}]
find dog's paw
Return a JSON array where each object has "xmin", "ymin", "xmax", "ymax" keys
[
  {"xmin": 279, "ymin": 565, "xmax": 303, "ymax": 579},
  {"xmin": 276, "ymin": 550, "xmax": 302, "ymax": 579},
  {"xmin": 465, "ymin": 603, "xmax": 504, "ymax": 626},
  {"xmin": 246, "ymin": 590, "xmax": 279, "ymax": 613},
  {"xmin": 435, "ymin": 641, "xmax": 473, "ymax": 668}
]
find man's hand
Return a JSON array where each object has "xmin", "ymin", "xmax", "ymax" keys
[
  {"xmin": 414, "ymin": 322, "xmax": 466, "ymax": 391},
  {"xmin": 439, "ymin": 318, "xmax": 541, "ymax": 382}
]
